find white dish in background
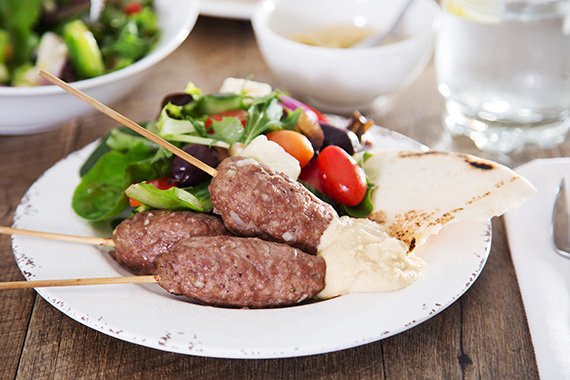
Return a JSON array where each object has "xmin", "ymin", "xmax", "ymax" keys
[
  {"xmin": 200, "ymin": 0, "xmax": 258, "ymax": 19},
  {"xmin": 504, "ymin": 158, "xmax": 570, "ymax": 380},
  {"xmin": 12, "ymin": 127, "xmax": 491, "ymax": 358},
  {"xmin": 252, "ymin": 0, "xmax": 440, "ymax": 112},
  {"xmin": 0, "ymin": 0, "xmax": 199, "ymax": 135}
]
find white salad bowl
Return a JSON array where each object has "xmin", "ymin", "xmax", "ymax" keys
[
  {"xmin": 0, "ymin": 0, "xmax": 200, "ymax": 135},
  {"xmin": 252, "ymin": 0, "xmax": 440, "ymax": 113}
]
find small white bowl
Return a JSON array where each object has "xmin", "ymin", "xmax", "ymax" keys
[
  {"xmin": 252, "ymin": 0, "xmax": 440, "ymax": 113},
  {"xmin": 0, "ymin": 0, "xmax": 200, "ymax": 135}
]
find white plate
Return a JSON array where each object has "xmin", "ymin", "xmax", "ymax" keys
[
  {"xmin": 12, "ymin": 127, "xmax": 491, "ymax": 359},
  {"xmin": 200, "ymin": 0, "xmax": 258, "ymax": 20}
]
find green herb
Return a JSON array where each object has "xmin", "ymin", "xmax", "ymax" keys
[
  {"xmin": 281, "ymin": 108, "xmax": 303, "ymax": 130},
  {"xmin": 242, "ymin": 96, "xmax": 285, "ymax": 145},
  {"xmin": 345, "ymin": 151, "xmax": 376, "ymax": 218},
  {"xmin": 0, "ymin": 0, "xmax": 41, "ymax": 67},
  {"xmin": 344, "ymin": 183, "xmax": 376, "ymax": 218},
  {"xmin": 358, "ymin": 151, "xmax": 374, "ymax": 166},
  {"xmin": 102, "ymin": 20, "xmax": 149, "ymax": 70},
  {"xmin": 130, "ymin": 7, "xmax": 159, "ymax": 35}
]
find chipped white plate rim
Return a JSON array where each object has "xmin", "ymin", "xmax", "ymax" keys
[{"xmin": 12, "ymin": 126, "xmax": 491, "ymax": 359}]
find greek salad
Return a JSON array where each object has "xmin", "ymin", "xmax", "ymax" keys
[
  {"xmin": 73, "ymin": 78, "xmax": 376, "ymax": 225},
  {"xmin": 0, "ymin": 0, "xmax": 159, "ymax": 86}
]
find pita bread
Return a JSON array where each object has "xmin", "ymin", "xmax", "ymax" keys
[{"xmin": 363, "ymin": 151, "xmax": 536, "ymax": 252}]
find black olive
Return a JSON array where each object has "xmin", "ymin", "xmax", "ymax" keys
[
  {"xmin": 171, "ymin": 144, "xmax": 221, "ymax": 187},
  {"xmin": 160, "ymin": 93, "xmax": 194, "ymax": 109},
  {"xmin": 320, "ymin": 123, "xmax": 361, "ymax": 155}
]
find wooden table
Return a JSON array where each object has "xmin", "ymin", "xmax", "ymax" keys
[{"xmin": 2, "ymin": 16, "xmax": 562, "ymax": 379}]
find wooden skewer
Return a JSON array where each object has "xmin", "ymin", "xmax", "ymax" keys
[
  {"xmin": 38, "ymin": 70, "xmax": 218, "ymax": 177},
  {"xmin": 0, "ymin": 275, "xmax": 157, "ymax": 290},
  {"xmin": 0, "ymin": 226, "xmax": 114, "ymax": 246}
]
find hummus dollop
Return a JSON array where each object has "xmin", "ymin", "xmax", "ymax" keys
[{"xmin": 317, "ymin": 216, "xmax": 425, "ymax": 298}]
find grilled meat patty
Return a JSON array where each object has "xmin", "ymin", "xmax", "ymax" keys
[
  {"xmin": 209, "ymin": 157, "xmax": 337, "ymax": 254},
  {"xmin": 112, "ymin": 210, "xmax": 229, "ymax": 275},
  {"xmin": 157, "ymin": 235, "xmax": 326, "ymax": 308}
]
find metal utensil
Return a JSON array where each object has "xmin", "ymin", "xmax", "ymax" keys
[
  {"xmin": 352, "ymin": 0, "xmax": 416, "ymax": 48},
  {"xmin": 552, "ymin": 177, "xmax": 570, "ymax": 259}
]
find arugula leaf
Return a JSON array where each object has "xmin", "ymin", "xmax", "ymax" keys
[
  {"xmin": 125, "ymin": 181, "xmax": 212, "ymax": 212},
  {"xmin": 281, "ymin": 108, "xmax": 303, "ymax": 130},
  {"xmin": 242, "ymin": 96, "xmax": 285, "ymax": 145}
]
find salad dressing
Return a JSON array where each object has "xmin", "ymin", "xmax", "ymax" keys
[
  {"xmin": 290, "ymin": 25, "xmax": 375, "ymax": 48},
  {"xmin": 290, "ymin": 25, "xmax": 405, "ymax": 48}
]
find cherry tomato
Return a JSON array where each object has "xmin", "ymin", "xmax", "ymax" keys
[
  {"xmin": 317, "ymin": 146, "xmax": 366, "ymax": 206},
  {"xmin": 205, "ymin": 109, "xmax": 247, "ymax": 130},
  {"xmin": 299, "ymin": 158, "xmax": 324, "ymax": 193},
  {"xmin": 128, "ymin": 177, "xmax": 175, "ymax": 207},
  {"xmin": 124, "ymin": 2, "xmax": 143, "ymax": 15},
  {"xmin": 266, "ymin": 130, "xmax": 314, "ymax": 168}
]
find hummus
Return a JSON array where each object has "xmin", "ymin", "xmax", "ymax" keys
[{"xmin": 317, "ymin": 216, "xmax": 425, "ymax": 298}]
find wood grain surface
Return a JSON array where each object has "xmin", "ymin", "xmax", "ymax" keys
[{"xmin": 0, "ymin": 16, "xmax": 549, "ymax": 379}]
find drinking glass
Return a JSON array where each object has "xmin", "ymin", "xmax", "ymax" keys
[{"xmin": 435, "ymin": 0, "xmax": 570, "ymax": 153}]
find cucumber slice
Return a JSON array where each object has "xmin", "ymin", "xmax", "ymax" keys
[{"xmin": 62, "ymin": 20, "xmax": 105, "ymax": 79}]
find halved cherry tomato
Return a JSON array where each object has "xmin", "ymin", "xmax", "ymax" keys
[
  {"xmin": 128, "ymin": 177, "xmax": 176, "ymax": 207},
  {"xmin": 266, "ymin": 130, "xmax": 314, "ymax": 168},
  {"xmin": 124, "ymin": 2, "xmax": 143, "ymax": 15},
  {"xmin": 205, "ymin": 109, "xmax": 247, "ymax": 131},
  {"xmin": 317, "ymin": 146, "xmax": 366, "ymax": 206}
]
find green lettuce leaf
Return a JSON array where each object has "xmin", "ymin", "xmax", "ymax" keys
[
  {"xmin": 73, "ymin": 146, "xmax": 171, "ymax": 222},
  {"xmin": 125, "ymin": 181, "xmax": 212, "ymax": 212},
  {"xmin": 209, "ymin": 117, "xmax": 244, "ymax": 144}
]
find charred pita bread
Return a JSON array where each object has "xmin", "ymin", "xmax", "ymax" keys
[{"xmin": 363, "ymin": 151, "xmax": 536, "ymax": 252}]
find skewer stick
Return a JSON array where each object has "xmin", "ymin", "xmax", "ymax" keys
[
  {"xmin": 0, "ymin": 226, "xmax": 114, "ymax": 246},
  {"xmin": 0, "ymin": 275, "xmax": 157, "ymax": 290},
  {"xmin": 38, "ymin": 70, "xmax": 218, "ymax": 177}
]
